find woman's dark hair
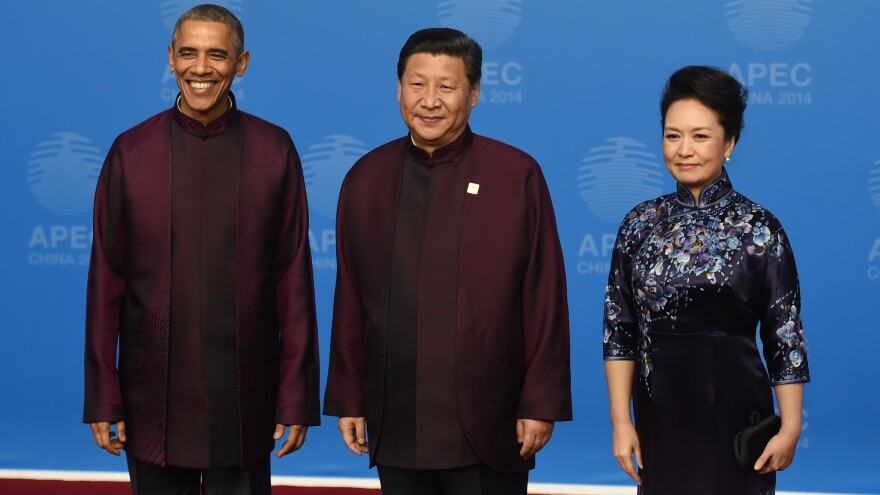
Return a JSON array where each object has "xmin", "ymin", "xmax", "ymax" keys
[
  {"xmin": 660, "ymin": 66, "xmax": 749, "ymax": 143},
  {"xmin": 397, "ymin": 28, "xmax": 482, "ymax": 87}
]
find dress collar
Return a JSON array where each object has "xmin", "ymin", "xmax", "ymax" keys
[
  {"xmin": 406, "ymin": 126, "xmax": 474, "ymax": 167},
  {"xmin": 675, "ymin": 168, "xmax": 734, "ymax": 208},
  {"xmin": 171, "ymin": 92, "xmax": 240, "ymax": 138}
]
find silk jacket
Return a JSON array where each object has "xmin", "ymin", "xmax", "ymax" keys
[
  {"xmin": 324, "ymin": 132, "xmax": 572, "ymax": 473},
  {"xmin": 83, "ymin": 107, "xmax": 320, "ymax": 466}
]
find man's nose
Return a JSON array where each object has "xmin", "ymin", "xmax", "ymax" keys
[
  {"xmin": 192, "ymin": 54, "xmax": 211, "ymax": 74},
  {"xmin": 420, "ymin": 86, "xmax": 441, "ymax": 108}
]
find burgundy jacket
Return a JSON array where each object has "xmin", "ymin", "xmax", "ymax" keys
[
  {"xmin": 324, "ymin": 132, "xmax": 572, "ymax": 473},
  {"xmin": 83, "ymin": 107, "xmax": 320, "ymax": 466}
]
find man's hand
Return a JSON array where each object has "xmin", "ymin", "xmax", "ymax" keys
[
  {"xmin": 516, "ymin": 419, "xmax": 554, "ymax": 459},
  {"xmin": 89, "ymin": 421, "xmax": 126, "ymax": 456},
  {"xmin": 274, "ymin": 424, "xmax": 308, "ymax": 458},
  {"xmin": 338, "ymin": 417, "xmax": 369, "ymax": 456}
]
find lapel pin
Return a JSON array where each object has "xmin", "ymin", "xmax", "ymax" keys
[{"xmin": 467, "ymin": 182, "xmax": 480, "ymax": 195}]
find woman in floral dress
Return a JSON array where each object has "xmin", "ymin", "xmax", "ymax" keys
[{"xmin": 602, "ymin": 66, "xmax": 810, "ymax": 495}]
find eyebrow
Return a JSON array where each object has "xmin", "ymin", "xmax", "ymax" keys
[
  {"xmin": 176, "ymin": 46, "xmax": 231, "ymax": 58},
  {"xmin": 411, "ymin": 71, "xmax": 455, "ymax": 81},
  {"xmin": 664, "ymin": 125, "xmax": 715, "ymax": 132}
]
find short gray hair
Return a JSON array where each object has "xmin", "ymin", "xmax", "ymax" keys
[{"xmin": 171, "ymin": 4, "xmax": 244, "ymax": 55}]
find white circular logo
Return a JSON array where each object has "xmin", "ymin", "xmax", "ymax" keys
[
  {"xmin": 725, "ymin": 0, "xmax": 813, "ymax": 51},
  {"xmin": 160, "ymin": 0, "xmax": 244, "ymax": 30},
  {"xmin": 437, "ymin": 0, "xmax": 522, "ymax": 50},
  {"xmin": 301, "ymin": 135, "xmax": 369, "ymax": 220},
  {"xmin": 578, "ymin": 137, "xmax": 666, "ymax": 224},
  {"xmin": 27, "ymin": 132, "xmax": 103, "ymax": 216},
  {"xmin": 870, "ymin": 160, "xmax": 880, "ymax": 216}
]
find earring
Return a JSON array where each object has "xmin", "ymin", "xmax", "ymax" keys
[{"xmin": 725, "ymin": 156, "xmax": 731, "ymax": 162}]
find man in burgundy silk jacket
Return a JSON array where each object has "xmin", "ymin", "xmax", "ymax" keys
[
  {"xmin": 83, "ymin": 5, "xmax": 319, "ymax": 494},
  {"xmin": 324, "ymin": 28, "xmax": 572, "ymax": 495}
]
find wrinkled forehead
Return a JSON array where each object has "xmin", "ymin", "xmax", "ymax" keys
[
  {"xmin": 404, "ymin": 52, "xmax": 467, "ymax": 76},
  {"xmin": 173, "ymin": 20, "xmax": 239, "ymax": 52}
]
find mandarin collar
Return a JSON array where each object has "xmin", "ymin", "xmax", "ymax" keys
[
  {"xmin": 172, "ymin": 91, "xmax": 240, "ymax": 138},
  {"xmin": 407, "ymin": 126, "xmax": 474, "ymax": 167},
  {"xmin": 675, "ymin": 168, "xmax": 734, "ymax": 208}
]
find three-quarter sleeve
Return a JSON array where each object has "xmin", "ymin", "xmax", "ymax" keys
[
  {"xmin": 756, "ymin": 220, "xmax": 810, "ymax": 385},
  {"xmin": 603, "ymin": 211, "xmax": 641, "ymax": 361}
]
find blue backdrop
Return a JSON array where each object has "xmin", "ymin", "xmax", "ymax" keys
[{"xmin": 1, "ymin": 1, "xmax": 877, "ymax": 493}]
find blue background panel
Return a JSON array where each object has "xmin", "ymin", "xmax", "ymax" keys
[{"xmin": 1, "ymin": 1, "xmax": 877, "ymax": 492}]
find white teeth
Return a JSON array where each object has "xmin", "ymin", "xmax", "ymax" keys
[{"xmin": 190, "ymin": 81, "xmax": 214, "ymax": 89}]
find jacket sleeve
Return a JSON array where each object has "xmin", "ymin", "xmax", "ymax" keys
[
  {"xmin": 516, "ymin": 165, "xmax": 573, "ymax": 422},
  {"xmin": 83, "ymin": 144, "xmax": 126, "ymax": 424},
  {"xmin": 274, "ymin": 143, "xmax": 321, "ymax": 426},
  {"xmin": 323, "ymin": 175, "xmax": 367, "ymax": 417}
]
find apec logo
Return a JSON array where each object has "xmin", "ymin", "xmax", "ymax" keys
[
  {"xmin": 578, "ymin": 138, "xmax": 665, "ymax": 224},
  {"xmin": 438, "ymin": 0, "xmax": 523, "ymax": 104},
  {"xmin": 725, "ymin": 0, "xmax": 814, "ymax": 106},
  {"xmin": 724, "ymin": 0, "xmax": 813, "ymax": 51},
  {"xmin": 727, "ymin": 62, "xmax": 812, "ymax": 105},
  {"xmin": 575, "ymin": 138, "xmax": 666, "ymax": 276},
  {"xmin": 870, "ymin": 160, "xmax": 880, "ymax": 216},
  {"xmin": 159, "ymin": 0, "xmax": 245, "ymax": 102},
  {"xmin": 868, "ymin": 160, "xmax": 880, "ymax": 281},
  {"xmin": 28, "ymin": 133, "xmax": 102, "ymax": 216},
  {"xmin": 26, "ymin": 132, "xmax": 102, "ymax": 267},
  {"xmin": 302, "ymin": 135, "xmax": 369, "ymax": 220},
  {"xmin": 301, "ymin": 135, "xmax": 369, "ymax": 270},
  {"xmin": 437, "ymin": 0, "xmax": 521, "ymax": 50}
]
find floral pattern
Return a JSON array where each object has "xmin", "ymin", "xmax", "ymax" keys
[{"xmin": 603, "ymin": 170, "xmax": 810, "ymax": 389}]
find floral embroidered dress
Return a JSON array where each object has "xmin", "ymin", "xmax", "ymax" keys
[{"xmin": 603, "ymin": 170, "xmax": 809, "ymax": 495}]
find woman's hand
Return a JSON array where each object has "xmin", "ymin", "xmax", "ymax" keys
[
  {"xmin": 605, "ymin": 360, "xmax": 641, "ymax": 484},
  {"xmin": 754, "ymin": 429, "xmax": 798, "ymax": 473},
  {"xmin": 756, "ymin": 382, "xmax": 804, "ymax": 473},
  {"xmin": 612, "ymin": 421, "xmax": 643, "ymax": 485}
]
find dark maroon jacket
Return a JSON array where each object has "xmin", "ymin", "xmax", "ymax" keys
[
  {"xmin": 83, "ymin": 107, "xmax": 320, "ymax": 467},
  {"xmin": 324, "ymin": 132, "xmax": 572, "ymax": 473}
]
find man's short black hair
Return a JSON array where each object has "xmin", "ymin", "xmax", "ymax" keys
[{"xmin": 397, "ymin": 28, "xmax": 482, "ymax": 86}]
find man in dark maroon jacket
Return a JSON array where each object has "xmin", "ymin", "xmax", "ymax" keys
[
  {"xmin": 83, "ymin": 5, "xmax": 319, "ymax": 494},
  {"xmin": 324, "ymin": 28, "xmax": 572, "ymax": 495}
]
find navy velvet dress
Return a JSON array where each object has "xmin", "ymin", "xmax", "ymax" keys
[{"xmin": 603, "ymin": 170, "xmax": 810, "ymax": 495}]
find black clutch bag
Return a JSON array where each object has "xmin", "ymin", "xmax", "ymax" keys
[{"xmin": 733, "ymin": 411, "xmax": 781, "ymax": 470}]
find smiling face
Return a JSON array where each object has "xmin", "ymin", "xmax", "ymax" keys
[
  {"xmin": 168, "ymin": 20, "xmax": 249, "ymax": 125},
  {"xmin": 662, "ymin": 98, "xmax": 736, "ymax": 201},
  {"xmin": 397, "ymin": 53, "xmax": 479, "ymax": 155}
]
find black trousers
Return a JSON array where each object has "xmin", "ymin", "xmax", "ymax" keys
[
  {"xmin": 126, "ymin": 454, "xmax": 271, "ymax": 495},
  {"xmin": 377, "ymin": 463, "xmax": 529, "ymax": 495}
]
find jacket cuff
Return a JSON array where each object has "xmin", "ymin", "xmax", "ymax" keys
[
  {"xmin": 276, "ymin": 406, "xmax": 321, "ymax": 427},
  {"xmin": 83, "ymin": 403, "xmax": 125, "ymax": 424}
]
